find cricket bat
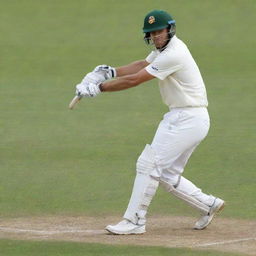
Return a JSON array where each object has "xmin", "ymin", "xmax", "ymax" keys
[{"xmin": 69, "ymin": 95, "xmax": 82, "ymax": 110}]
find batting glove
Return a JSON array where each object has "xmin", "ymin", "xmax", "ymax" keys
[
  {"xmin": 76, "ymin": 81, "xmax": 101, "ymax": 98},
  {"xmin": 82, "ymin": 72, "xmax": 105, "ymax": 85},
  {"xmin": 93, "ymin": 65, "xmax": 116, "ymax": 80}
]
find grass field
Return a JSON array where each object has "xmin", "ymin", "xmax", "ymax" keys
[
  {"xmin": 0, "ymin": 240, "xmax": 244, "ymax": 256},
  {"xmin": 0, "ymin": 0, "xmax": 255, "ymax": 255}
]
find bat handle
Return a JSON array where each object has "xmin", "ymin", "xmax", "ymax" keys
[{"xmin": 69, "ymin": 95, "xmax": 82, "ymax": 110}]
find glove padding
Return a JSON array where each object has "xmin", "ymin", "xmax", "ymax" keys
[
  {"xmin": 76, "ymin": 81, "xmax": 101, "ymax": 98},
  {"xmin": 93, "ymin": 65, "xmax": 116, "ymax": 80},
  {"xmin": 82, "ymin": 72, "xmax": 105, "ymax": 85}
]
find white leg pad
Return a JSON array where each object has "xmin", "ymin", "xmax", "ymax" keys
[
  {"xmin": 123, "ymin": 144, "xmax": 159, "ymax": 225},
  {"xmin": 160, "ymin": 179, "xmax": 210, "ymax": 215}
]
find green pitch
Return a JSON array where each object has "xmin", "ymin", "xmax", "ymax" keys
[{"xmin": 0, "ymin": 0, "xmax": 255, "ymax": 255}]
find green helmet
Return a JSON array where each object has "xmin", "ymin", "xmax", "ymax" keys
[{"xmin": 143, "ymin": 10, "xmax": 175, "ymax": 33}]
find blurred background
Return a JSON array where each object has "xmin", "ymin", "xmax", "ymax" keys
[{"xmin": 0, "ymin": 0, "xmax": 255, "ymax": 221}]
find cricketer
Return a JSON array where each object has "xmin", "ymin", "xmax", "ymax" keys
[{"xmin": 74, "ymin": 10, "xmax": 225, "ymax": 235}]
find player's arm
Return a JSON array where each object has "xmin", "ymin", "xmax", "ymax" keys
[
  {"xmin": 116, "ymin": 60, "xmax": 149, "ymax": 77},
  {"xmin": 100, "ymin": 68, "xmax": 155, "ymax": 92},
  {"xmin": 73, "ymin": 63, "xmax": 154, "ymax": 100}
]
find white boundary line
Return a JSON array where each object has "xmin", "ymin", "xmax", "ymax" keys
[
  {"xmin": 0, "ymin": 227, "xmax": 105, "ymax": 235},
  {"xmin": 195, "ymin": 237, "xmax": 256, "ymax": 247}
]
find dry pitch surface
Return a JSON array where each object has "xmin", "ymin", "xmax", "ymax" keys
[{"xmin": 0, "ymin": 216, "xmax": 255, "ymax": 255}]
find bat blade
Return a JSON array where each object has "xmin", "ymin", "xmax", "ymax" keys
[{"xmin": 69, "ymin": 95, "xmax": 82, "ymax": 110}]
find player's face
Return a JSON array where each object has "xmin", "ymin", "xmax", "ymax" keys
[{"xmin": 150, "ymin": 28, "xmax": 169, "ymax": 49}]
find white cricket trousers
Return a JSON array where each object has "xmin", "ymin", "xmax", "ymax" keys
[
  {"xmin": 123, "ymin": 107, "xmax": 215, "ymax": 223},
  {"xmin": 152, "ymin": 107, "xmax": 214, "ymax": 206}
]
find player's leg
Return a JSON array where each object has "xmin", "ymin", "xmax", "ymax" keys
[
  {"xmin": 106, "ymin": 111, "xmax": 177, "ymax": 234},
  {"xmin": 106, "ymin": 108, "xmax": 224, "ymax": 234},
  {"xmin": 152, "ymin": 107, "xmax": 224, "ymax": 229},
  {"xmin": 106, "ymin": 108, "xmax": 204, "ymax": 234},
  {"xmin": 106, "ymin": 144, "xmax": 160, "ymax": 234},
  {"xmin": 159, "ymin": 146, "xmax": 225, "ymax": 229},
  {"xmin": 160, "ymin": 145, "xmax": 214, "ymax": 213}
]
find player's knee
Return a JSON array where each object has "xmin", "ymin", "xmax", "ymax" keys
[
  {"xmin": 136, "ymin": 144, "xmax": 161, "ymax": 178},
  {"xmin": 161, "ymin": 170, "xmax": 180, "ymax": 184},
  {"xmin": 159, "ymin": 171, "xmax": 181, "ymax": 192}
]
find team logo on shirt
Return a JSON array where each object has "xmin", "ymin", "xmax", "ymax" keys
[
  {"xmin": 151, "ymin": 65, "xmax": 158, "ymax": 71},
  {"xmin": 148, "ymin": 16, "xmax": 155, "ymax": 24}
]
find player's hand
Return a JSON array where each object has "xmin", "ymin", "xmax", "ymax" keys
[
  {"xmin": 82, "ymin": 72, "xmax": 105, "ymax": 85},
  {"xmin": 76, "ymin": 81, "xmax": 101, "ymax": 98},
  {"xmin": 93, "ymin": 65, "xmax": 116, "ymax": 80}
]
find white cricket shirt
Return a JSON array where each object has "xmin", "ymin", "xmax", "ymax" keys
[{"xmin": 145, "ymin": 36, "xmax": 208, "ymax": 108}]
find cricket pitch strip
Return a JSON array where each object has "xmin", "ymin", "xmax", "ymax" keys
[{"xmin": 0, "ymin": 216, "xmax": 255, "ymax": 255}]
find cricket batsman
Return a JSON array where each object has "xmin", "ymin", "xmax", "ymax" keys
[{"xmin": 73, "ymin": 10, "xmax": 225, "ymax": 234}]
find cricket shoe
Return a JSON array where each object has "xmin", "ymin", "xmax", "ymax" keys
[
  {"xmin": 194, "ymin": 197, "xmax": 225, "ymax": 230},
  {"xmin": 105, "ymin": 219, "xmax": 145, "ymax": 235}
]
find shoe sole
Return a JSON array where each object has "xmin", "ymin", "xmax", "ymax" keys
[
  {"xmin": 105, "ymin": 226, "xmax": 145, "ymax": 235},
  {"xmin": 194, "ymin": 201, "xmax": 225, "ymax": 230}
]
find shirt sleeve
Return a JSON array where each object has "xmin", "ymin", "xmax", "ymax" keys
[
  {"xmin": 145, "ymin": 50, "xmax": 158, "ymax": 63},
  {"xmin": 145, "ymin": 51, "xmax": 183, "ymax": 80}
]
